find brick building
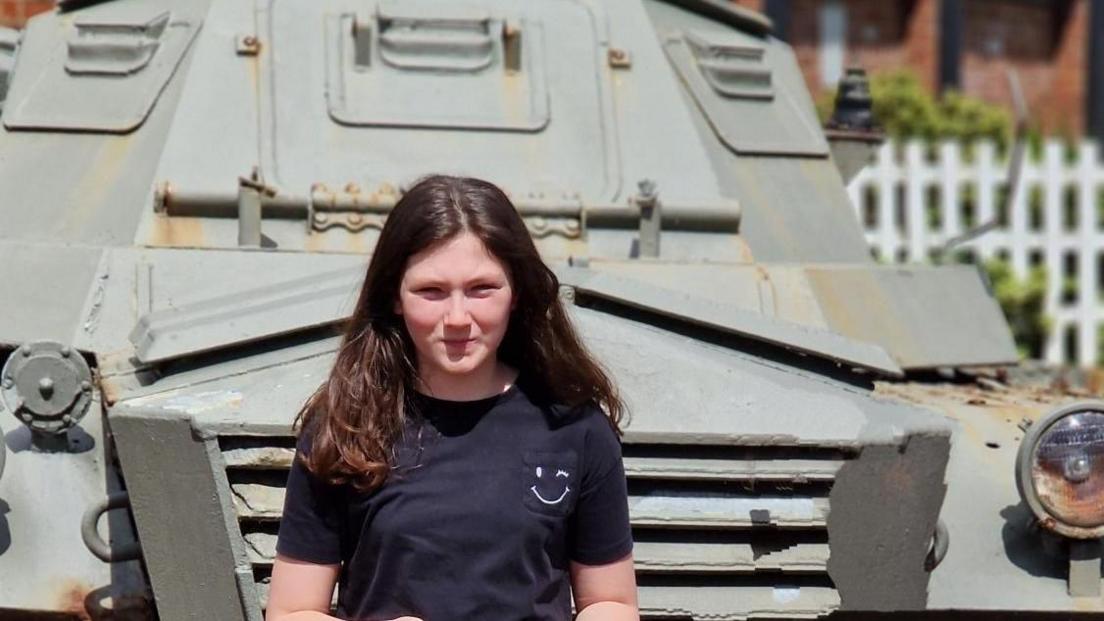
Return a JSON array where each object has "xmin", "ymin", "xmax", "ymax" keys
[
  {"xmin": 0, "ymin": 0, "xmax": 49, "ymax": 29},
  {"xmin": 735, "ymin": 0, "xmax": 1104, "ymax": 140},
  {"xmin": 3, "ymin": 0, "xmax": 1104, "ymax": 139}
]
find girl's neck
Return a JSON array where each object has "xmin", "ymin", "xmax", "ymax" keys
[{"xmin": 417, "ymin": 360, "xmax": 517, "ymax": 402}]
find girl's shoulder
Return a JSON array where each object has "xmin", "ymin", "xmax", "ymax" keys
[
  {"xmin": 528, "ymin": 398, "xmax": 619, "ymax": 446},
  {"xmin": 511, "ymin": 378, "xmax": 620, "ymax": 447},
  {"xmin": 542, "ymin": 400, "xmax": 607, "ymax": 424},
  {"xmin": 294, "ymin": 413, "xmax": 325, "ymax": 454}
]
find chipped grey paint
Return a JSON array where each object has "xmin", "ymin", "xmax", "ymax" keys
[
  {"xmin": 828, "ymin": 435, "xmax": 951, "ymax": 610},
  {"xmin": 109, "ymin": 410, "xmax": 257, "ymax": 621}
]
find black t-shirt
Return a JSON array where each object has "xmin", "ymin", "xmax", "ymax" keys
[{"xmin": 275, "ymin": 381, "xmax": 633, "ymax": 621}]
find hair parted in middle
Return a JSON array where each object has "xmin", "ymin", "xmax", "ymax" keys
[{"xmin": 295, "ymin": 174, "xmax": 624, "ymax": 492}]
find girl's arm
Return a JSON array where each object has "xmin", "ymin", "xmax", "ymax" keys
[
  {"xmin": 265, "ymin": 556, "xmax": 424, "ymax": 621},
  {"xmin": 569, "ymin": 553, "xmax": 639, "ymax": 621},
  {"xmin": 265, "ymin": 554, "xmax": 341, "ymax": 621}
]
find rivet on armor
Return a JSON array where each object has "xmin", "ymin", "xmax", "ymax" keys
[
  {"xmin": 38, "ymin": 377, "xmax": 54, "ymax": 398},
  {"xmin": 608, "ymin": 48, "xmax": 632, "ymax": 69}
]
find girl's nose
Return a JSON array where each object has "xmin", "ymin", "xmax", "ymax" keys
[{"xmin": 444, "ymin": 293, "xmax": 470, "ymax": 327}]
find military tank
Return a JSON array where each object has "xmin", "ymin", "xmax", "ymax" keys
[{"xmin": 1, "ymin": 0, "xmax": 1100, "ymax": 618}]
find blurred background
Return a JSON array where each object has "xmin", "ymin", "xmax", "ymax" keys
[{"xmin": 4, "ymin": 0, "xmax": 1104, "ymax": 371}]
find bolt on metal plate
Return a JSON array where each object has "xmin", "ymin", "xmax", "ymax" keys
[
  {"xmin": 236, "ymin": 35, "xmax": 260, "ymax": 56},
  {"xmin": 608, "ymin": 48, "xmax": 631, "ymax": 69}
]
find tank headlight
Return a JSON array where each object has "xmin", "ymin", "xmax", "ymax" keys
[{"xmin": 1016, "ymin": 401, "xmax": 1104, "ymax": 538}]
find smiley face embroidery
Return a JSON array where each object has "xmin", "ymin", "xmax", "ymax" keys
[{"xmin": 529, "ymin": 466, "xmax": 571, "ymax": 505}]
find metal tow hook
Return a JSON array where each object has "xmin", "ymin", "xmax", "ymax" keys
[
  {"xmin": 81, "ymin": 491, "xmax": 143, "ymax": 563},
  {"xmin": 924, "ymin": 519, "xmax": 949, "ymax": 571}
]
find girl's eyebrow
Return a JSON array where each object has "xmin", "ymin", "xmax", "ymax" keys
[
  {"xmin": 405, "ymin": 272, "xmax": 506, "ymax": 286},
  {"xmin": 465, "ymin": 273, "xmax": 507, "ymax": 284}
]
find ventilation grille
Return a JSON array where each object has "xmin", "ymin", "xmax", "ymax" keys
[
  {"xmin": 621, "ymin": 443, "xmax": 844, "ymax": 619},
  {"xmin": 218, "ymin": 436, "xmax": 295, "ymax": 612},
  {"xmin": 219, "ymin": 437, "xmax": 848, "ymax": 619}
]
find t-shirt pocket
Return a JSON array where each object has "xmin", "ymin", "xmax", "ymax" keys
[{"xmin": 522, "ymin": 450, "xmax": 579, "ymax": 518}]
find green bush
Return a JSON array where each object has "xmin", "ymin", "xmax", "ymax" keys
[
  {"xmin": 819, "ymin": 70, "xmax": 1012, "ymax": 150},
  {"xmin": 984, "ymin": 259, "xmax": 1049, "ymax": 360}
]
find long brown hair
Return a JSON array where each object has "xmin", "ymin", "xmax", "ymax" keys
[{"xmin": 296, "ymin": 175, "xmax": 624, "ymax": 491}]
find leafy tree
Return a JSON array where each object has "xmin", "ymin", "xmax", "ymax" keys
[
  {"xmin": 819, "ymin": 70, "xmax": 1012, "ymax": 150},
  {"xmin": 983, "ymin": 259, "xmax": 1048, "ymax": 360}
]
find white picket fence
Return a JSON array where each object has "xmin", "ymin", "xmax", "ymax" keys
[{"xmin": 845, "ymin": 140, "xmax": 1104, "ymax": 366}]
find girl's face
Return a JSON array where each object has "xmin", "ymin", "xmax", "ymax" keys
[{"xmin": 396, "ymin": 232, "xmax": 515, "ymax": 383}]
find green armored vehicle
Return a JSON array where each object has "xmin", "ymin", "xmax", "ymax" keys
[{"xmin": 0, "ymin": 0, "xmax": 1099, "ymax": 618}]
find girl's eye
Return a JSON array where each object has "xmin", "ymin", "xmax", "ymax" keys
[
  {"xmin": 414, "ymin": 287, "xmax": 446, "ymax": 298},
  {"xmin": 470, "ymin": 284, "xmax": 500, "ymax": 296}
]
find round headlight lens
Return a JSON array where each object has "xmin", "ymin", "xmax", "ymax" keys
[{"xmin": 1032, "ymin": 410, "xmax": 1104, "ymax": 528}]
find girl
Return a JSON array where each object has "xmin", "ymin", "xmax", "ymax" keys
[{"xmin": 266, "ymin": 175, "xmax": 638, "ymax": 621}]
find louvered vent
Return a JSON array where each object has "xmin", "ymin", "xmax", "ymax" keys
[
  {"xmin": 622, "ymin": 443, "xmax": 845, "ymax": 619},
  {"xmin": 219, "ymin": 435, "xmax": 296, "ymax": 611},
  {"xmin": 219, "ymin": 436, "xmax": 849, "ymax": 619}
]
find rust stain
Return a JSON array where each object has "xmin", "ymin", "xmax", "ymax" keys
[
  {"xmin": 146, "ymin": 215, "xmax": 205, "ymax": 248},
  {"xmin": 1085, "ymin": 367, "xmax": 1104, "ymax": 395},
  {"xmin": 564, "ymin": 237, "xmax": 588, "ymax": 260},
  {"xmin": 244, "ymin": 40, "xmax": 260, "ymax": 100},
  {"xmin": 55, "ymin": 579, "xmax": 155, "ymax": 621},
  {"xmin": 304, "ymin": 228, "xmax": 325, "ymax": 252},
  {"xmin": 345, "ymin": 226, "xmax": 368, "ymax": 254},
  {"xmin": 501, "ymin": 69, "xmax": 525, "ymax": 126},
  {"xmin": 64, "ymin": 135, "xmax": 136, "ymax": 235},
  {"xmin": 734, "ymin": 236, "xmax": 755, "ymax": 263},
  {"xmin": 153, "ymin": 180, "xmax": 172, "ymax": 212},
  {"xmin": 873, "ymin": 378, "xmax": 1069, "ymax": 468},
  {"xmin": 56, "ymin": 579, "xmax": 93, "ymax": 621},
  {"xmin": 99, "ymin": 376, "xmax": 124, "ymax": 406}
]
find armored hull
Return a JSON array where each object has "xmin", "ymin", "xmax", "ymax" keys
[{"xmin": 0, "ymin": 0, "xmax": 1095, "ymax": 619}]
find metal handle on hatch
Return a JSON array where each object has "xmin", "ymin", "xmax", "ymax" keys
[
  {"xmin": 81, "ymin": 491, "xmax": 143, "ymax": 563},
  {"xmin": 924, "ymin": 519, "xmax": 949, "ymax": 571}
]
